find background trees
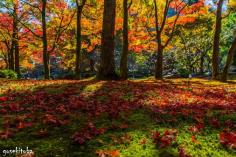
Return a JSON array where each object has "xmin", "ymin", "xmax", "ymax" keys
[
  {"xmin": 0, "ymin": 0, "xmax": 235, "ymax": 81},
  {"xmin": 20, "ymin": 0, "xmax": 74, "ymax": 79},
  {"xmin": 153, "ymin": 0, "xmax": 189, "ymax": 79},
  {"xmin": 222, "ymin": 36, "xmax": 236, "ymax": 81},
  {"xmin": 0, "ymin": 0, "xmax": 22, "ymax": 76},
  {"xmin": 172, "ymin": 15, "xmax": 213, "ymax": 76}
]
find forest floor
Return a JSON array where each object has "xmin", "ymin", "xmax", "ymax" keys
[{"xmin": 0, "ymin": 78, "xmax": 236, "ymax": 157}]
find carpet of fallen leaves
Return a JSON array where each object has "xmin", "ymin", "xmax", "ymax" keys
[{"xmin": 0, "ymin": 78, "xmax": 236, "ymax": 157}]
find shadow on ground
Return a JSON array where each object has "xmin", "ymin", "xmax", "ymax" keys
[{"xmin": 0, "ymin": 79, "xmax": 236, "ymax": 157}]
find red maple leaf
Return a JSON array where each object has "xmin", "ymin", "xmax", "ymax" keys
[
  {"xmin": 224, "ymin": 120, "xmax": 234, "ymax": 128},
  {"xmin": 151, "ymin": 129, "xmax": 177, "ymax": 148},
  {"xmin": 0, "ymin": 109, "xmax": 7, "ymax": 114},
  {"xmin": 189, "ymin": 123, "xmax": 204, "ymax": 133},
  {"xmin": 0, "ymin": 129, "xmax": 13, "ymax": 140},
  {"xmin": 209, "ymin": 118, "xmax": 220, "ymax": 128},
  {"xmin": 179, "ymin": 147, "xmax": 191, "ymax": 157},
  {"xmin": 219, "ymin": 131, "xmax": 236, "ymax": 149},
  {"xmin": 35, "ymin": 129, "xmax": 48, "ymax": 138},
  {"xmin": 17, "ymin": 122, "xmax": 25, "ymax": 130},
  {"xmin": 151, "ymin": 131, "xmax": 161, "ymax": 144},
  {"xmin": 0, "ymin": 96, "xmax": 7, "ymax": 102}
]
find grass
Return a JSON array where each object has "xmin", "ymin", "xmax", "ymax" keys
[{"xmin": 0, "ymin": 78, "xmax": 236, "ymax": 157}]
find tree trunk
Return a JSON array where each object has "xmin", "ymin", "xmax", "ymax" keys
[
  {"xmin": 233, "ymin": 52, "xmax": 236, "ymax": 65},
  {"xmin": 89, "ymin": 59, "xmax": 95, "ymax": 72},
  {"xmin": 42, "ymin": 0, "xmax": 50, "ymax": 79},
  {"xmin": 120, "ymin": 0, "xmax": 129, "ymax": 80},
  {"xmin": 154, "ymin": 0, "xmax": 163, "ymax": 79},
  {"xmin": 9, "ymin": 42, "xmax": 15, "ymax": 70},
  {"xmin": 97, "ymin": 0, "xmax": 118, "ymax": 80},
  {"xmin": 200, "ymin": 52, "xmax": 204, "ymax": 75},
  {"xmin": 7, "ymin": 50, "xmax": 10, "ymax": 69},
  {"xmin": 155, "ymin": 43, "xmax": 163, "ymax": 79},
  {"xmin": 5, "ymin": 56, "xmax": 9, "ymax": 69},
  {"xmin": 212, "ymin": 0, "xmax": 224, "ymax": 80},
  {"xmin": 221, "ymin": 36, "xmax": 236, "ymax": 82},
  {"xmin": 75, "ymin": 4, "xmax": 83, "ymax": 79},
  {"xmin": 13, "ymin": 2, "xmax": 20, "ymax": 76},
  {"xmin": 14, "ymin": 34, "xmax": 20, "ymax": 76}
]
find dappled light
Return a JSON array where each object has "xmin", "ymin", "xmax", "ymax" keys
[
  {"xmin": 0, "ymin": 78, "xmax": 236, "ymax": 156},
  {"xmin": 0, "ymin": 0, "xmax": 236, "ymax": 156}
]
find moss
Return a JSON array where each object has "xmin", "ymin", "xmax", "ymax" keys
[{"xmin": 0, "ymin": 79, "xmax": 236, "ymax": 157}]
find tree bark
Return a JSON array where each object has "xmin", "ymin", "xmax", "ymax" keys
[
  {"xmin": 155, "ymin": 43, "xmax": 163, "ymax": 79},
  {"xmin": 154, "ymin": 0, "xmax": 163, "ymax": 79},
  {"xmin": 13, "ymin": 2, "xmax": 20, "ymax": 76},
  {"xmin": 212, "ymin": 0, "xmax": 224, "ymax": 80},
  {"xmin": 14, "ymin": 33, "xmax": 20, "ymax": 76},
  {"xmin": 9, "ymin": 43, "xmax": 14, "ymax": 70},
  {"xmin": 5, "ymin": 54, "xmax": 9, "ymax": 69},
  {"xmin": 90, "ymin": 59, "xmax": 95, "ymax": 72},
  {"xmin": 4, "ymin": 42, "xmax": 11, "ymax": 69},
  {"xmin": 75, "ymin": 7, "xmax": 82, "ymax": 79},
  {"xmin": 200, "ymin": 52, "xmax": 204, "ymax": 75},
  {"xmin": 7, "ymin": 49, "xmax": 11, "ymax": 69},
  {"xmin": 42, "ymin": 0, "xmax": 50, "ymax": 79},
  {"xmin": 120, "ymin": 0, "xmax": 129, "ymax": 80},
  {"xmin": 75, "ymin": 0, "xmax": 86, "ymax": 79},
  {"xmin": 97, "ymin": 0, "xmax": 119, "ymax": 80},
  {"xmin": 221, "ymin": 36, "xmax": 236, "ymax": 82}
]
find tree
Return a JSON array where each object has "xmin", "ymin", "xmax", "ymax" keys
[
  {"xmin": 153, "ymin": 0, "xmax": 188, "ymax": 79},
  {"xmin": 221, "ymin": 36, "xmax": 236, "ymax": 81},
  {"xmin": 20, "ymin": 0, "xmax": 75, "ymax": 79},
  {"xmin": 0, "ymin": 13, "xmax": 13, "ymax": 69},
  {"xmin": 0, "ymin": 0, "xmax": 23, "ymax": 76},
  {"xmin": 41, "ymin": 0, "xmax": 50, "ymax": 79},
  {"xmin": 97, "ymin": 0, "xmax": 119, "ymax": 80},
  {"xmin": 120, "ymin": 0, "xmax": 132, "ymax": 80},
  {"xmin": 172, "ymin": 15, "xmax": 213, "ymax": 75},
  {"xmin": 12, "ymin": 1, "xmax": 20, "ymax": 76},
  {"xmin": 220, "ymin": 2, "xmax": 236, "ymax": 81},
  {"xmin": 17, "ymin": 0, "xmax": 50, "ymax": 79},
  {"xmin": 212, "ymin": 0, "xmax": 224, "ymax": 80},
  {"xmin": 75, "ymin": 0, "xmax": 86, "ymax": 79}
]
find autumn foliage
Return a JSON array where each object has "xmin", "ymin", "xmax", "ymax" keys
[{"xmin": 0, "ymin": 78, "xmax": 236, "ymax": 156}]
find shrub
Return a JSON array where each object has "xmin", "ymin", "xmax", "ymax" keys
[
  {"xmin": 177, "ymin": 68, "xmax": 191, "ymax": 78},
  {"xmin": 0, "ymin": 69, "xmax": 18, "ymax": 79}
]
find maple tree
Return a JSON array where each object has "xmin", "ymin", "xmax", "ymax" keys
[
  {"xmin": 14, "ymin": 0, "xmax": 75, "ymax": 79},
  {"xmin": 212, "ymin": 0, "xmax": 224, "ymax": 80},
  {"xmin": 75, "ymin": 0, "xmax": 86, "ymax": 79},
  {"xmin": 0, "ymin": 0, "xmax": 22, "ymax": 75},
  {"xmin": 221, "ymin": 2, "xmax": 236, "ymax": 81},
  {"xmin": 97, "ymin": 0, "xmax": 119, "ymax": 80},
  {"xmin": 152, "ymin": 0, "xmax": 207, "ymax": 79},
  {"xmin": 222, "ymin": 36, "xmax": 236, "ymax": 81},
  {"xmin": 120, "ymin": 0, "xmax": 132, "ymax": 80},
  {"xmin": 171, "ymin": 15, "xmax": 214, "ymax": 75},
  {"xmin": 1, "ymin": 1, "xmax": 236, "ymax": 156},
  {"xmin": 0, "ymin": 0, "xmax": 235, "ymax": 81}
]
